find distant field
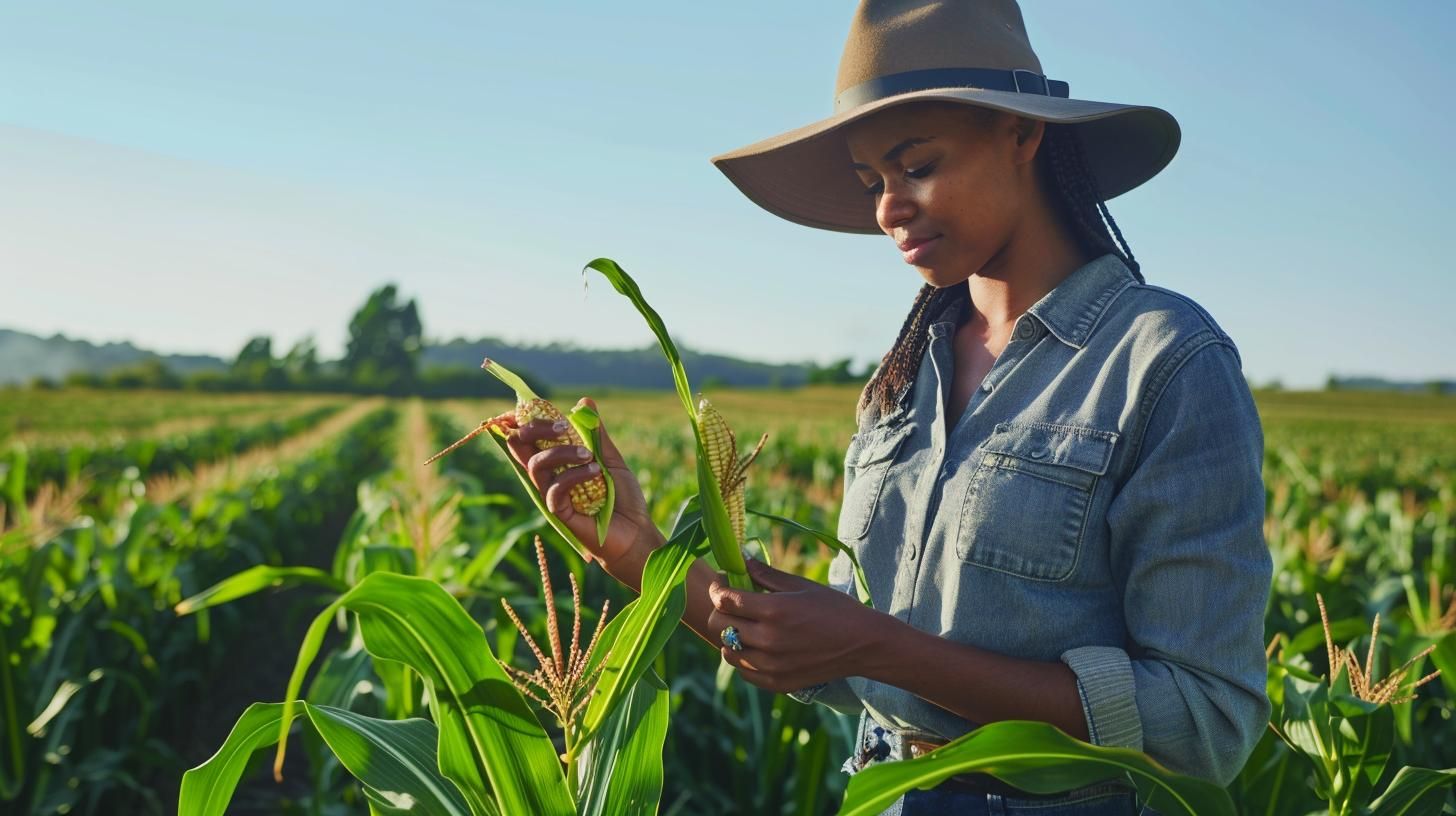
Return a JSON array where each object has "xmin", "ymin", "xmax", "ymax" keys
[{"xmin": 2, "ymin": 386, "xmax": 1453, "ymax": 814}]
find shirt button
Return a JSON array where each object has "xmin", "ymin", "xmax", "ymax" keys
[
  {"xmin": 1016, "ymin": 321, "xmax": 1036, "ymax": 340},
  {"xmin": 980, "ymin": 381, "xmax": 993, "ymax": 393}
]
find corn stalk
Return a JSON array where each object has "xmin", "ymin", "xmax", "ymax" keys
[{"xmin": 579, "ymin": 258, "xmax": 755, "ymax": 591}]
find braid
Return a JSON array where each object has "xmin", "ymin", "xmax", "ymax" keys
[
  {"xmin": 860, "ymin": 116, "xmax": 1139, "ymax": 421},
  {"xmin": 857, "ymin": 283, "xmax": 967, "ymax": 423},
  {"xmin": 1041, "ymin": 122, "xmax": 1141, "ymax": 281}
]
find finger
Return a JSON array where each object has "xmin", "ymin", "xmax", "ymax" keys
[
  {"xmin": 722, "ymin": 645, "xmax": 776, "ymax": 675},
  {"xmin": 744, "ymin": 557, "xmax": 815, "ymax": 593},
  {"xmin": 517, "ymin": 417, "xmax": 574, "ymax": 446},
  {"xmin": 544, "ymin": 462, "xmax": 601, "ymax": 516},
  {"xmin": 705, "ymin": 608, "xmax": 757, "ymax": 644},
  {"xmin": 504, "ymin": 428, "xmax": 536, "ymax": 469},
  {"xmin": 526, "ymin": 445, "xmax": 595, "ymax": 491},
  {"xmin": 708, "ymin": 578, "xmax": 775, "ymax": 621}
]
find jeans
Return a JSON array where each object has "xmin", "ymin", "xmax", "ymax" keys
[{"xmin": 846, "ymin": 712, "xmax": 1148, "ymax": 816}]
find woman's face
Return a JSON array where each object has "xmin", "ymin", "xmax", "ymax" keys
[{"xmin": 845, "ymin": 102, "xmax": 1040, "ymax": 288}]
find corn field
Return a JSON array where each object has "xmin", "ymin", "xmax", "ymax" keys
[{"xmin": 2, "ymin": 374, "xmax": 1455, "ymax": 813}]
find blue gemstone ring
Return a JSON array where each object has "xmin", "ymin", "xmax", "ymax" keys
[{"xmin": 720, "ymin": 625, "xmax": 744, "ymax": 652}]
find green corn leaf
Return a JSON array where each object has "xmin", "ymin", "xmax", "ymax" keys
[
  {"xmin": 1368, "ymin": 766, "xmax": 1456, "ymax": 816},
  {"xmin": 1279, "ymin": 671, "xmax": 1337, "ymax": 796},
  {"xmin": 1282, "ymin": 615, "xmax": 1368, "ymax": 657},
  {"xmin": 1327, "ymin": 692, "xmax": 1393, "ymax": 813},
  {"xmin": 276, "ymin": 573, "xmax": 572, "ymax": 816},
  {"xmin": 576, "ymin": 499, "xmax": 709, "ymax": 750},
  {"xmin": 581, "ymin": 258, "xmax": 694, "ymax": 419},
  {"xmin": 836, "ymin": 720, "xmax": 1233, "ymax": 816},
  {"xmin": 179, "ymin": 702, "xmax": 292, "ymax": 816},
  {"xmin": 0, "ymin": 629, "xmax": 22, "ymax": 800},
  {"xmin": 305, "ymin": 638, "xmax": 376, "ymax": 709},
  {"xmin": 747, "ymin": 508, "xmax": 874, "ymax": 607},
  {"xmin": 575, "ymin": 671, "xmax": 670, "ymax": 816},
  {"xmin": 565, "ymin": 401, "xmax": 616, "ymax": 555},
  {"xmin": 179, "ymin": 702, "xmax": 479, "ymax": 816},
  {"xmin": 174, "ymin": 565, "xmax": 348, "ymax": 615},
  {"xmin": 305, "ymin": 703, "xmax": 474, "ymax": 816},
  {"xmin": 581, "ymin": 257, "xmax": 748, "ymax": 591},
  {"xmin": 482, "ymin": 424, "xmax": 592, "ymax": 561}
]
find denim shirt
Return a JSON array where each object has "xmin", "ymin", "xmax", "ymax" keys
[{"xmin": 791, "ymin": 252, "xmax": 1272, "ymax": 787}]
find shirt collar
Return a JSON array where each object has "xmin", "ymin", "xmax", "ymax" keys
[{"xmin": 928, "ymin": 253, "xmax": 1138, "ymax": 350}]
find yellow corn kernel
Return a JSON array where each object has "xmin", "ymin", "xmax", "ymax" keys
[
  {"xmin": 516, "ymin": 397, "xmax": 607, "ymax": 516},
  {"xmin": 698, "ymin": 396, "xmax": 744, "ymax": 542}
]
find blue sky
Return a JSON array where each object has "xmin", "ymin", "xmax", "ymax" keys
[{"xmin": 2, "ymin": 1, "xmax": 1451, "ymax": 388}]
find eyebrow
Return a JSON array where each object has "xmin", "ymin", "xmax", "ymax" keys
[{"xmin": 849, "ymin": 137, "xmax": 934, "ymax": 171}]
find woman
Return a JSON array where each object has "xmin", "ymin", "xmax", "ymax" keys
[{"xmin": 508, "ymin": 1, "xmax": 1271, "ymax": 812}]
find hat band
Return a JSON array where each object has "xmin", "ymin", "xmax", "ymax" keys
[{"xmin": 834, "ymin": 67, "xmax": 1070, "ymax": 113}]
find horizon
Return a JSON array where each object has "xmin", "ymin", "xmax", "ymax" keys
[{"xmin": 2, "ymin": 1, "xmax": 1452, "ymax": 390}]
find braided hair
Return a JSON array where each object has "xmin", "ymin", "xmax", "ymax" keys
[{"xmin": 857, "ymin": 112, "xmax": 1140, "ymax": 423}]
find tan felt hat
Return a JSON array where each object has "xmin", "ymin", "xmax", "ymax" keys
[{"xmin": 710, "ymin": 0, "xmax": 1181, "ymax": 234}]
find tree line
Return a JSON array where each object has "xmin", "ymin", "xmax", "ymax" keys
[{"xmin": 32, "ymin": 285, "xmax": 538, "ymax": 399}]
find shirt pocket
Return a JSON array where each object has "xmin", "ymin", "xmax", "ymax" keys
[
  {"xmin": 838, "ymin": 420, "xmax": 916, "ymax": 542},
  {"xmin": 955, "ymin": 421, "xmax": 1119, "ymax": 581}
]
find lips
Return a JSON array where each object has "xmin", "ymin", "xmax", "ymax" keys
[
  {"xmin": 898, "ymin": 234, "xmax": 941, "ymax": 265},
  {"xmin": 896, "ymin": 234, "xmax": 939, "ymax": 252}
]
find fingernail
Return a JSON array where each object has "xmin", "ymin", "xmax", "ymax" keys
[
  {"xmin": 586, "ymin": 462, "xmax": 600, "ymax": 473},
  {"xmin": 552, "ymin": 420, "xmax": 569, "ymax": 432},
  {"xmin": 576, "ymin": 446, "xmax": 592, "ymax": 459}
]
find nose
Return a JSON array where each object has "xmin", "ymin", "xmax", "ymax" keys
[{"xmin": 875, "ymin": 185, "xmax": 915, "ymax": 234}]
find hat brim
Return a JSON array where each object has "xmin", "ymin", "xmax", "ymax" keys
[{"xmin": 709, "ymin": 87, "xmax": 1180, "ymax": 234}]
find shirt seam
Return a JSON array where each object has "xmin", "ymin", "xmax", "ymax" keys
[
  {"xmin": 1123, "ymin": 332, "xmax": 1234, "ymax": 471},
  {"xmin": 1131, "ymin": 284, "xmax": 1240, "ymax": 364}
]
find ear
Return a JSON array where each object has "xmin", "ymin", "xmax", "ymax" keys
[{"xmin": 1011, "ymin": 116, "xmax": 1045, "ymax": 165}]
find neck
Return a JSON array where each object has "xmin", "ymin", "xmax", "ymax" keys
[{"xmin": 965, "ymin": 208, "xmax": 1090, "ymax": 332}]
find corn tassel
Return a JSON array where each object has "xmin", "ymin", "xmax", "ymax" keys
[{"xmin": 425, "ymin": 358, "xmax": 607, "ymax": 516}]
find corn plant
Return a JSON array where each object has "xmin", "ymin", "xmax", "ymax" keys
[
  {"xmin": 179, "ymin": 492, "xmax": 713, "ymax": 814},
  {"xmin": 579, "ymin": 257, "xmax": 871, "ymax": 602},
  {"xmin": 1254, "ymin": 595, "xmax": 1454, "ymax": 816}
]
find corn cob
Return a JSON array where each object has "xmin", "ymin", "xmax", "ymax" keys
[
  {"xmin": 697, "ymin": 396, "xmax": 767, "ymax": 544},
  {"xmin": 425, "ymin": 358, "xmax": 607, "ymax": 516}
]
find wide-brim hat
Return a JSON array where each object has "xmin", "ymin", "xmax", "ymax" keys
[{"xmin": 710, "ymin": 0, "xmax": 1181, "ymax": 234}]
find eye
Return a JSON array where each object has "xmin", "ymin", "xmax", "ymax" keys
[
  {"xmin": 906, "ymin": 162, "xmax": 936, "ymax": 179},
  {"xmin": 861, "ymin": 163, "xmax": 936, "ymax": 197}
]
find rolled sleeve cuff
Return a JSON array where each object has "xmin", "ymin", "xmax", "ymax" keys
[{"xmin": 1060, "ymin": 645, "xmax": 1143, "ymax": 750}]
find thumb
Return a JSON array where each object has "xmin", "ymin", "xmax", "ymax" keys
[
  {"xmin": 576, "ymin": 397, "xmax": 627, "ymax": 469},
  {"xmin": 745, "ymin": 557, "xmax": 814, "ymax": 592}
]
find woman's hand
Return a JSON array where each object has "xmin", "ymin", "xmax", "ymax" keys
[
  {"xmin": 706, "ymin": 557, "xmax": 884, "ymax": 693},
  {"xmin": 506, "ymin": 397, "xmax": 658, "ymax": 568}
]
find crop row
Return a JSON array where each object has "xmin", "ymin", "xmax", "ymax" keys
[
  {"xmin": 0, "ymin": 401, "xmax": 397, "ymax": 815},
  {"xmin": 1, "ymin": 401, "xmax": 345, "ymax": 519}
]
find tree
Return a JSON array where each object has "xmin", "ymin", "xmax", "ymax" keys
[
  {"xmin": 283, "ymin": 336, "xmax": 320, "ymax": 379},
  {"xmin": 807, "ymin": 357, "xmax": 864, "ymax": 385},
  {"xmin": 233, "ymin": 336, "xmax": 274, "ymax": 371},
  {"xmin": 342, "ymin": 285, "xmax": 422, "ymax": 394},
  {"xmin": 231, "ymin": 335, "xmax": 287, "ymax": 390}
]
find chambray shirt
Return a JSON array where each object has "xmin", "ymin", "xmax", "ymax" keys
[{"xmin": 791, "ymin": 253, "xmax": 1272, "ymax": 787}]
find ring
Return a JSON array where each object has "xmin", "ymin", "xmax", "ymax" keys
[{"xmin": 720, "ymin": 625, "xmax": 744, "ymax": 652}]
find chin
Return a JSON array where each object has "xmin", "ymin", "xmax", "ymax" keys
[{"xmin": 919, "ymin": 266, "xmax": 971, "ymax": 289}]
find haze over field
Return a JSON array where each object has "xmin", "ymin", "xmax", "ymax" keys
[{"xmin": 2, "ymin": 1, "xmax": 1452, "ymax": 389}]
